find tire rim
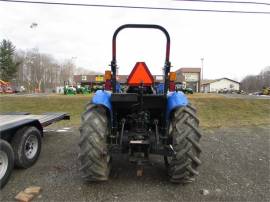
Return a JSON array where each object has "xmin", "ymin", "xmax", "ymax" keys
[
  {"xmin": 24, "ymin": 134, "xmax": 38, "ymax": 159},
  {"xmin": 0, "ymin": 151, "xmax": 8, "ymax": 180}
]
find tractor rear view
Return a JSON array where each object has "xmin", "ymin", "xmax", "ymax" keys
[{"xmin": 78, "ymin": 24, "xmax": 202, "ymax": 184}]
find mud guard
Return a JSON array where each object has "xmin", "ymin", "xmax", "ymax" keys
[
  {"xmin": 166, "ymin": 91, "xmax": 188, "ymax": 119},
  {"xmin": 92, "ymin": 90, "xmax": 112, "ymax": 116}
]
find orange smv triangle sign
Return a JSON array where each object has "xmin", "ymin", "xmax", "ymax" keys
[{"xmin": 127, "ymin": 62, "xmax": 154, "ymax": 86}]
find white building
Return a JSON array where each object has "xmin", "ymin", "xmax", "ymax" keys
[{"xmin": 201, "ymin": 78, "xmax": 240, "ymax": 93}]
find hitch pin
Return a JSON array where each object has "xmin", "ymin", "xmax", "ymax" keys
[{"xmin": 169, "ymin": 145, "xmax": 177, "ymax": 155}]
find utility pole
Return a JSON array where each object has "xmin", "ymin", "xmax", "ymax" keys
[
  {"xmin": 201, "ymin": 58, "xmax": 204, "ymax": 81},
  {"xmin": 200, "ymin": 58, "xmax": 204, "ymax": 93}
]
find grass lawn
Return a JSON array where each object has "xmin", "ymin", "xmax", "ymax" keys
[
  {"xmin": 0, "ymin": 94, "xmax": 91, "ymax": 127},
  {"xmin": 0, "ymin": 93, "xmax": 269, "ymax": 128},
  {"xmin": 188, "ymin": 94, "xmax": 270, "ymax": 128}
]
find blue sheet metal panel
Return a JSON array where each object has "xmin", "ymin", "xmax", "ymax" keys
[
  {"xmin": 116, "ymin": 82, "xmax": 121, "ymax": 93},
  {"xmin": 155, "ymin": 83, "xmax": 164, "ymax": 94},
  {"xmin": 92, "ymin": 90, "xmax": 112, "ymax": 114},
  {"xmin": 166, "ymin": 91, "xmax": 188, "ymax": 119}
]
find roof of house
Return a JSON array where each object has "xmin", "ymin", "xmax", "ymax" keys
[
  {"xmin": 201, "ymin": 77, "xmax": 240, "ymax": 85},
  {"xmin": 201, "ymin": 79, "xmax": 217, "ymax": 85},
  {"xmin": 219, "ymin": 77, "xmax": 240, "ymax": 84},
  {"xmin": 176, "ymin": 67, "xmax": 201, "ymax": 73}
]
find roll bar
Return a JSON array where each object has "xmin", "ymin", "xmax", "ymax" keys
[{"xmin": 111, "ymin": 24, "xmax": 171, "ymax": 94}]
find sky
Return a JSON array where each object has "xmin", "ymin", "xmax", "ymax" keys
[{"xmin": 0, "ymin": 0, "xmax": 270, "ymax": 81}]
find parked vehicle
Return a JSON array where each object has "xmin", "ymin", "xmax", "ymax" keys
[
  {"xmin": 175, "ymin": 83, "xmax": 193, "ymax": 94},
  {"xmin": 262, "ymin": 87, "xmax": 270, "ymax": 95},
  {"xmin": 0, "ymin": 80, "xmax": 14, "ymax": 94}
]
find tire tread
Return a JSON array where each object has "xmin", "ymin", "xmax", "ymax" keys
[
  {"xmin": 168, "ymin": 104, "xmax": 202, "ymax": 184},
  {"xmin": 78, "ymin": 104, "xmax": 110, "ymax": 182}
]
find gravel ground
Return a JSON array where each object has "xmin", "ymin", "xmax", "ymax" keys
[{"xmin": 1, "ymin": 126, "xmax": 270, "ymax": 202}]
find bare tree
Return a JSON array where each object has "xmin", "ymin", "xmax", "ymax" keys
[
  {"xmin": 241, "ymin": 66, "xmax": 270, "ymax": 92},
  {"xmin": 59, "ymin": 59, "xmax": 75, "ymax": 85},
  {"xmin": 75, "ymin": 67, "xmax": 101, "ymax": 75},
  {"xmin": 14, "ymin": 48, "xmax": 101, "ymax": 92}
]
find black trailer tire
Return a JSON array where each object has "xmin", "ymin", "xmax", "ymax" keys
[
  {"xmin": 11, "ymin": 126, "xmax": 42, "ymax": 168},
  {"xmin": 78, "ymin": 104, "xmax": 111, "ymax": 181},
  {"xmin": 0, "ymin": 139, "xmax": 14, "ymax": 189},
  {"xmin": 167, "ymin": 105, "xmax": 202, "ymax": 184}
]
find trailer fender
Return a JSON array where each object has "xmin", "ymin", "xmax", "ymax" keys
[
  {"xmin": 92, "ymin": 90, "xmax": 112, "ymax": 116},
  {"xmin": 166, "ymin": 91, "xmax": 188, "ymax": 119},
  {"xmin": 0, "ymin": 119, "xmax": 43, "ymax": 142}
]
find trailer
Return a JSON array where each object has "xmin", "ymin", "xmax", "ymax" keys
[{"xmin": 0, "ymin": 112, "xmax": 69, "ymax": 188}]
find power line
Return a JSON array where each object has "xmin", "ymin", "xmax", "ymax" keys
[
  {"xmin": 0, "ymin": 0, "xmax": 269, "ymax": 14},
  {"xmin": 174, "ymin": 0, "xmax": 270, "ymax": 6}
]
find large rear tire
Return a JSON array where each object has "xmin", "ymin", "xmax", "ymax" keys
[
  {"xmin": 78, "ymin": 104, "xmax": 111, "ymax": 181},
  {"xmin": 0, "ymin": 140, "xmax": 14, "ymax": 189},
  {"xmin": 167, "ymin": 104, "xmax": 202, "ymax": 184}
]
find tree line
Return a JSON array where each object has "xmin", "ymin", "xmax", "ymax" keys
[
  {"xmin": 0, "ymin": 39, "xmax": 98, "ymax": 92},
  {"xmin": 241, "ymin": 66, "xmax": 270, "ymax": 93},
  {"xmin": 1, "ymin": 39, "xmax": 269, "ymax": 93},
  {"xmin": 14, "ymin": 48, "xmax": 76, "ymax": 92}
]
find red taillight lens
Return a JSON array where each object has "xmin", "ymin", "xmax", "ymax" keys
[
  {"xmin": 169, "ymin": 81, "xmax": 175, "ymax": 92},
  {"xmin": 105, "ymin": 79, "xmax": 112, "ymax": 90}
]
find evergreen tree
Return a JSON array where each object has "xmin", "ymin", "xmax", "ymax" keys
[{"xmin": 0, "ymin": 39, "xmax": 19, "ymax": 81}]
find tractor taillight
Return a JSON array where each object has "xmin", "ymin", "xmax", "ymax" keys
[
  {"xmin": 169, "ymin": 72, "xmax": 176, "ymax": 81},
  {"xmin": 105, "ymin": 70, "xmax": 112, "ymax": 80},
  {"xmin": 169, "ymin": 72, "xmax": 176, "ymax": 92},
  {"xmin": 105, "ymin": 80, "xmax": 112, "ymax": 90},
  {"xmin": 104, "ymin": 70, "xmax": 112, "ymax": 90},
  {"xmin": 169, "ymin": 81, "xmax": 175, "ymax": 92},
  {"xmin": 127, "ymin": 62, "xmax": 154, "ymax": 86}
]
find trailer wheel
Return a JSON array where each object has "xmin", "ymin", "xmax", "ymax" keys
[
  {"xmin": 11, "ymin": 126, "xmax": 42, "ymax": 168},
  {"xmin": 166, "ymin": 105, "xmax": 202, "ymax": 184},
  {"xmin": 78, "ymin": 104, "xmax": 111, "ymax": 181},
  {"xmin": 0, "ymin": 139, "xmax": 14, "ymax": 189}
]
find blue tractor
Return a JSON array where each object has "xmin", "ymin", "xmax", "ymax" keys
[{"xmin": 78, "ymin": 24, "xmax": 202, "ymax": 184}]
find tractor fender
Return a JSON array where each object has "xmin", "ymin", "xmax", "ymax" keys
[
  {"xmin": 166, "ymin": 91, "xmax": 188, "ymax": 119},
  {"xmin": 92, "ymin": 90, "xmax": 112, "ymax": 116}
]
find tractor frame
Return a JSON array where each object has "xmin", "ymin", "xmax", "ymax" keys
[
  {"xmin": 93, "ymin": 24, "xmax": 188, "ymax": 157},
  {"xmin": 79, "ymin": 24, "xmax": 202, "ymax": 184}
]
